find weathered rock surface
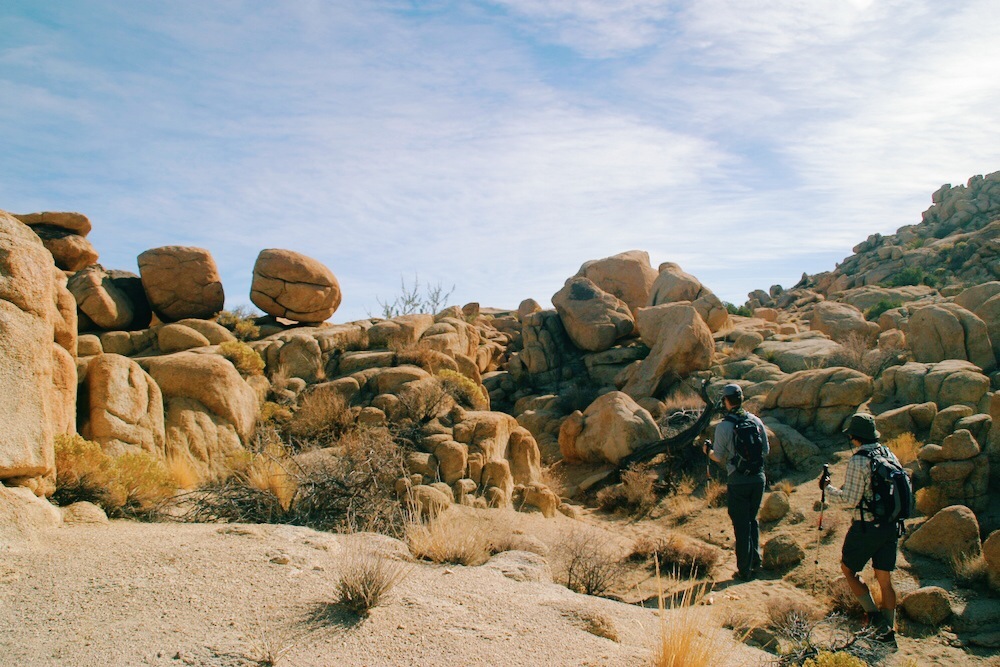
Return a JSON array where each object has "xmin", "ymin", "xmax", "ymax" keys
[
  {"xmin": 809, "ymin": 301, "xmax": 879, "ymax": 344},
  {"xmin": 552, "ymin": 277, "xmax": 634, "ymax": 352},
  {"xmin": 80, "ymin": 354, "xmax": 165, "ymax": 456},
  {"xmin": 138, "ymin": 246, "xmax": 224, "ymax": 321},
  {"xmin": 68, "ymin": 265, "xmax": 135, "ymax": 331},
  {"xmin": 623, "ymin": 303, "xmax": 713, "ymax": 399},
  {"xmin": 33, "ymin": 229, "xmax": 99, "ymax": 272},
  {"xmin": 558, "ymin": 391, "xmax": 660, "ymax": 464},
  {"xmin": 763, "ymin": 368, "xmax": 873, "ymax": 434},
  {"xmin": 873, "ymin": 360, "xmax": 990, "ymax": 410},
  {"xmin": 13, "ymin": 211, "xmax": 92, "ymax": 236},
  {"xmin": 900, "ymin": 587, "xmax": 952, "ymax": 625},
  {"xmin": 983, "ymin": 530, "xmax": 1000, "ymax": 592},
  {"xmin": 762, "ymin": 533, "xmax": 805, "ymax": 569},
  {"xmin": 648, "ymin": 262, "xmax": 730, "ymax": 332},
  {"xmin": 753, "ymin": 333, "xmax": 844, "ymax": 374},
  {"xmin": 250, "ymin": 249, "xmax": 341, "ymax": 323},
  {"xmin": 905, "ymin": 505, "xmax": 981, "ymax": 563},
  {"xmin": 575, "ymin": 250, "xmax": 658, "ymax": 316},
  {"xmin": 908, "ymin": 303, "xmax": 995, "ymax": 372}
]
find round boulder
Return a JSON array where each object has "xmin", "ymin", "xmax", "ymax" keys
[
  {"xmin": 759, "ymin": 491, "xmax": 791, "ymax": 523},
  {"xmin": 552, "ymin": 277, "xmax": 634, "ymax": 352},
  {"xmin": 908, "ymin": 303, "xmax": 995, "ymax": 372},
  {"xmin": 68, "ymin": 265, "xmax": 134, "ymax": 331},
  {"xmin": 762, "ymin": 533, "xmax": 805, "ymax": 570},
  {"xmin": 250, "ymin": 249, "xmax": 341, "ymax": 323},
  {"xmin": 901, "ymin": 586, "xmax": 952, "ymax": 625},
  {"xmin": 905, "ymin": 504, "xmax": 981, "ymax": 562},
  {"xmin": 137, "ymin": 246, "xmax": 224, "ymax": 321}
]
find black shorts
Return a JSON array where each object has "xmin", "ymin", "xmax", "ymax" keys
[{"xmin": 841, "ymin": 521, "xmax": 899, "ymax": 573}]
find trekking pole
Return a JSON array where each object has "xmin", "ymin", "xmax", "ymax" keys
[{"xmin": 812, "ymin": 463, "xmax": 830, "ymax": 594}]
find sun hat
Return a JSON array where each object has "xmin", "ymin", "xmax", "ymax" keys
[{"xmin": 843, "ymin": 413, "xmax": 880, "ymax": 441}]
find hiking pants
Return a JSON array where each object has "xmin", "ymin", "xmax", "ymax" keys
[{"xmin": 728, "ymin": 478, "xmax": 765, "ymax": 575}]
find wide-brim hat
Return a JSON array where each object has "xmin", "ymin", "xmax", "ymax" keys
[{"xmin": 843, "ymin": 413, "xmax": 880, "ymax": 441}]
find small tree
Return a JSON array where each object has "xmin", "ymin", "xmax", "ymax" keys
[{"xmin": 373, "ymin": 274, "xmax": 455, "ymax": 318}]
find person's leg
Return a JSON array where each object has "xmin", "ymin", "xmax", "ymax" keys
[
  {"xmin": 873, "ymin": 569, "xmax": 896, "ymax": 620},
  {"xmin": 728, "ymin": 483, "xmax": 752, "ymax": 576},
  {"xmin": 841, "ymin": 561, "xmax": 879, "ymax": 616},
  {"xmin": 747, "ymin": 478, "xmax": 765, "ymax": 571},
  {"xmin": 840, "ymin": 522, "xmax": 879, "ymax": 616}
]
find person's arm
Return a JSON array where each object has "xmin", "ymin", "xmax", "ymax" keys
[
  {"xmin": 825, "ymin": 455, "xmax": 866, "ymax": 507},
  {"xmin": 708, "ymin": 421, "xmax": 732, "ymax": 467}
]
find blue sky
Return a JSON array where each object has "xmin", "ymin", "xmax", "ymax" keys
[{"xmin": 2, "ymin": 0, "xmax": 998, "ymax": 322}]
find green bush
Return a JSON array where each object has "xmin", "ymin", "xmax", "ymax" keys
[
  {"xmin": 864, "ymin": 299, "xmax": 901, "ymax": 321},
  {"xmin": 882, "ymin": 266, "xmax": 936, "ymax": 288},
  {"xmin": 219, "ymin": 340, "xmax": 265, "ymax": 376},
  {"xmin": 217, "ymin": 306, "xmax": 261, "ymax": 341},
  {"xmin": 723, "ymin": 301, "xmax": 753, "ymax": 317},
  {"xmin": 803, "ymin": 651, "xmax": 867, "ymax": 667}
]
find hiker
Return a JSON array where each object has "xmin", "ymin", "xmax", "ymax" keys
[
  {"xmin": 819, "ymin": 412, "xmax": 904, "ymax": 641},
  {"xmin": 704, "ymin": 383, "xmax": 768, "ymax": 581}
]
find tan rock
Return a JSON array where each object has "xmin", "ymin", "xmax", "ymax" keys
[
  {"xmin": 68, "ymin": 265, "xmax": 135, "ymax": 331},
  {"xmin": 0, "ymin": 210, "xmax": 57, "ymax": 485},
  {"xmin": 810, "ymin": 301, "xmax": 879, "ymax": 344},
  {"xmin": 38, "ymin": 233, "xmax": 99, "ymax": 272},
  {"xmin": 909, "ymin": 303, "xmax": 995, "ymax": 372},
  {"xmin": 874, "ymin": 360, "xmax": 989, "ymax": 409},
  {"xmin": 762, "ymin": 533, "xmax": 805, "ymax": 569},
  {"xmin": 558, "ymin": 391, "xmax": 660, "ymax": 465},
  {"xmin": 482, "ymin": 460, "xmax": 514, "ymax": 507},
  {"xmin": 14, "ymin": 211, "xmax": 92, "ymax": 236},
  {"xmin": 433, "ymin": 441, "xmax": 468, "ymax": 485},
  {"xmin": 277, "ymin": 334, "xmax": 324, "ymax": 383},
  {"xmin": 521, "ymin": 483, "xmax": 559, "ymax": 518},
  {"xmin": 763, "ymin": 367, "xmax": 873, "ymax": 434},
  {"xmin": 0, "ymin": 484, "xmax": 62, "ymax": 545},
  {"xmin": 930, "ymin": 405, "xmax": 975, "ymax": 443},
  {"xmin": 649, "ymin": 262, "xmax": 730, "ymax": 332},
  {"xmin": 50, "ymin": 344, "xmax": 77, "ymax": 437},
  {"xmin": 940, "ymin": 429, "xmax": 980, "ymax": 460},
  {"xmin": 905, "ymin": 505, "xmax": 981, "ymax": 562},
  {"xmin": 158, "ymin": 324, "xmax": 211, "ymax": 353},
  {"xmin": 517, "ymin": 298, "xmax": 542, "ymax": 321},
  {"xmin": 576, "ymin": 250, "xmax": 658, "ymax": 316},
  {"xmin": 51, "ymin": 268, "xmax": 77, "ymax": 355},
  {"xmin": 508, "ymin": 427, "xmax": 542, "ymax": 485},
  {"xmin": 408, "ymin": 485, "xmax": 451, "ymax": 518},
  {"xmin": 138, "ymin": 246, "xmax": 224, "ymax": 322},
  {"xmin": 624, "ymin": 303, "xmax": 713, "ymax": 399},
  {"xmin": 901, "ymin": 587, "xmax": 952, "ymax": 625},
  {"xmin": 81, "ymin": 354, "xmax": 165, "ymax": 456},
  {"xmin": 453, "ymin": 410, "xmax": 521, "ymax": 462},
  {"xmin": 983, "ymin": 530, "xmax": 1000, "ymax": 592},
  {"xmin": 759, "ymin": 491, "xmax": 791, "ymax": 523},
  {"xmin": 175, "ymin": 319, "xmax": 235, "ymax": 345},
  {"xmin": 250, "ymin": 249, "xmax": 340, "ymax": 323},
  {"xmin": 367, "ymin": 314, "xmax": 435, "ymax": 349},
  {"xmin": 552, "ymin": 277, "xmax": 634, "ymax": 352}
]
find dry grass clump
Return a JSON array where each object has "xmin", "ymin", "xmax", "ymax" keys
[
  {"xmin": 597, "ymin": 463, "xmax": 657, "ymax": 515},
  {"xmin": 951, "ymin": 551, "xmax": 989, "ymax": 587},
  {"xmin": 286, "ymin": 390, "xmax": 355, "ymax": 447},
  {"xmin": 767, "ymin": 597, "xmax": 824, "ymax": 634},
  {"xmin": 631, "ymin": 532, "xmax": 720, "ymax": 578},
  {"xmin": 885, "ymin": 432, "xmax": 921, "ymax": 466},
  {"xmin": 53, "ymin": 434, "xmax": 176, "ymax": 517},
  {"xmin": 437, "ymin": 369, "xmax": 487, "ymax": 410},
  {"xmin": 407, "ymin": 510, "xmax": 494, "ymax": 566},
  {"xmin": 219, "ymin": 340, "xmax": 265, "ymax": 376},
  {"xmin": 820, "ymin": 510, "xmax": 844, "ymax": 543},
  {"xmin": 652, "ymin": 558, "xmax": 727, "ymax": 667},
  {"xmin": 337, "ymin": 544, "xmax": 410, "ymax": 616},
  {"xmin": 167, "ymin": 455, "xmax": 201, "ymax": 490},
  {"xmin": 393, "ymin": 340, "xmax": 448, "ymax": 373},
  {"xmin": 552, "ymin": 526, "xmax": 628, "ymax": 597},
  {"xmin": 827, "ymin": 571, "xmax": 881, "ymax": 617},
  {"xmin": 772, "ymin": 479, "xmax": 795, "ymax": 495},
  {"xmin": 702, "ymin": 480, "xmax": 727, "ymax": 508}
]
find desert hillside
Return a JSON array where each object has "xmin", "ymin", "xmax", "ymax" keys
[{"xmin": 3, "ymin": 172, "xmax": 1000, "ymax": 666}]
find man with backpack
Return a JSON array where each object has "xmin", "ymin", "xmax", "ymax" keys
[
  {"xmin": 705, "ymin": 383, "xmax": 769, "ymax": 581},
  {"xmin": 820, "ymin": 412, "xmax": 910, "ymax": 642}
]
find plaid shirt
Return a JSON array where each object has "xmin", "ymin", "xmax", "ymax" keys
[{"xmin": 825, "ymin": 443, "xmax": 901, "ymax": 522}]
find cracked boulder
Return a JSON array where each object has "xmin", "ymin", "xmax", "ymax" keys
[
  {"xmin": 250, "ymin": 249, "xmax": 341, "ymax": 323},
  {"xmin": 137, "ymin": 246, "xmax": 225, "ymax": 321}
]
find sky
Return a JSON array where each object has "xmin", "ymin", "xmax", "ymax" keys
[{"xmin": 2, "ymin": 0, "xmax": 999, "ymax": 322}]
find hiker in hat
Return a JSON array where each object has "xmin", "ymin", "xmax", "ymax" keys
[
  {"xmin": 704, "ymin": 383, "xmax": 769, "ymax": 581},
  {"xmin": 820, "ymin": 412, "xmax": 903, "ymax": 641}
]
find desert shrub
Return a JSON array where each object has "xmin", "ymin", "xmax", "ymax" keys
[
  {"xmin": 217, "ymin": 306, "xmax": 262, "ymax": 341},
  {"xmin": 553, "ymin": 527, "xmax": 627, "ymax": 597},
  {"xmin": 219, "ymin": 340, "xmax": 265, "ymax": 376},
  {"xmin": 337, "ymin": 545, "xmax": 410, "ymax": 616},
  {"xmin": 724, "ymin": 301, "xmax": 753, "ymax": 317},
  {"xmin": 286, "ymin": 390, "xmax": 355, "ymax": 447},
  {"xmin": 802, "ymin": 652, "xmax": 867, "ymax": 667},
  {"xmin": 767, "ymin": 597, "xmax": 823, "ymax": 634},
  {"xmin": 181, "ymin": 426, "xmax": 408, "ymax": 536},
  {"xmin": 864, "ymin": 299, "xmax": 901, "ymax": 322},
  {"xmin": 395, "ymin": 377, "xmax": 450, "ymax": 424},
  {"xmin": 882, "ymin": 266, "xmax": 936, "ymax": 288},
  {"xmin": 53, "ymin": 434, "xmax": 110, "ymax": 506},
  {"xmin": 826, "ymin": 332, "xmax": 903, "ymax": 378},
  {"xmin": 167, "ymin": 455, "xmax": 200, "ymax": 490},
  {"xmin": 53, "ymin": 434, "xmax": 175, "ymax": 517},
  {"xmin": 437, "ymin": 369, "xmax": 487, "ymax": 410},
  {"xmin": 259, "ymin": 401, "xmax": 294, "ymax": 426},
  {"xmin": 772, "ymin": 479, "xmax": 795, "ymax": 495},
  {"xmin": 885, "ymin": 432, "xmax": 921, "ymax": 466},
  {"xmin": 702, "ymin": 479, "xmax": 727, "ymax": 508},
  {"xmin": 394, "ymin": 341, "xmax": 449, "ymax": 373},
  {"xmin": 372, "ymin": 273, "xmax": 455, "ymax": 318},
  {"xmin": 596, "ymin": 463, "xmax": 656, "ymax": 515},
  {"xmin": 632, "ymin": 532, "xmax": 720, "ymax": 578}
]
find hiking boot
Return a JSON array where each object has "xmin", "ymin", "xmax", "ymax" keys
[
  {"xmin": 872, "ymin": 626, "xmax": 896, "ymax": 643},
  {"xmin": 734, "ymin": 570, "xmax": 755, "ymax": 582},
  {"xmin": 861, "ymin": 611, "xmax": 881, "ymax": 628}
]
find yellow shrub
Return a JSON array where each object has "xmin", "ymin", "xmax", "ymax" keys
[
  {"xmin": 885, "ymin": 432, "xmax": 921, "ymax": 466},
  {"xmin": 803, "ymin": 652, "xmax": 867, "ymax": 667},
  {"xmin": 437, "ymin": 369, "xmax": 487, "ymax": 410},
  {"xmin": 217, "ymin": 307, "xmax": 261, "ymax": 342},
  {"xmin": 54, "ymin": 434, "xmax": 109, "ymax": 494},
  {"xmin": 219, "ymin": 341, "xmax": 265, "ymax": 376},
  {"xmin": 103, "ymin": 451, "xmax": 177, "ymax": 515}
]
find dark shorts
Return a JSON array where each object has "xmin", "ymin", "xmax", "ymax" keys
[{"xmin": 841, "ymin": 521, "xmax": 899, "ymax": 572}]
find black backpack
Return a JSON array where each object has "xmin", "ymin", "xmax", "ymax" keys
[
  {"xmin": 725, "ymin": 412, "xmax": 764, "ymax": 475},
  {"xmin": 854, "ymin": 446, "xmax": 914, "ymax": 532}
]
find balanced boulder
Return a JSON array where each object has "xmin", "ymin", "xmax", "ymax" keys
[
  {"xmin": 623, "ymin": 302, "xmax": 713, "ymax": 399},
  {"xmin": 138, "ymin": 246, "xmax": 224, "ymax": 321},
  {"xmin": 552, "ymin": 277, "xmax": 634, "ymax": 352},
  {"xmin": 250, "ymin": 249, "xmax": 341, "ymax": 323},
  {"xmin": 648, "ymin": 262, "xmax": 730, "ymax": 332},
  {"xmin": 68, "ymin": 265, "xmax": 134, "ymax": 331},
  {"xmin": 575, "ymin": 250, "xmax": 658, "ymax": 316},
  {"xmin": 558, "ymin": 391, "xmax": 660, "ymax": 464}
]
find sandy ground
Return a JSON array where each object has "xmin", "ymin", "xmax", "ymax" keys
[{"xmin": 0, "ymin": 520, "xmax": 765, "ymax": 667}]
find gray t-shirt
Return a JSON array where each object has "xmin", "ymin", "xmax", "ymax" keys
[{"xmin": 711, "ymin": 409, "xmax": 769, "ymax": 485}]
